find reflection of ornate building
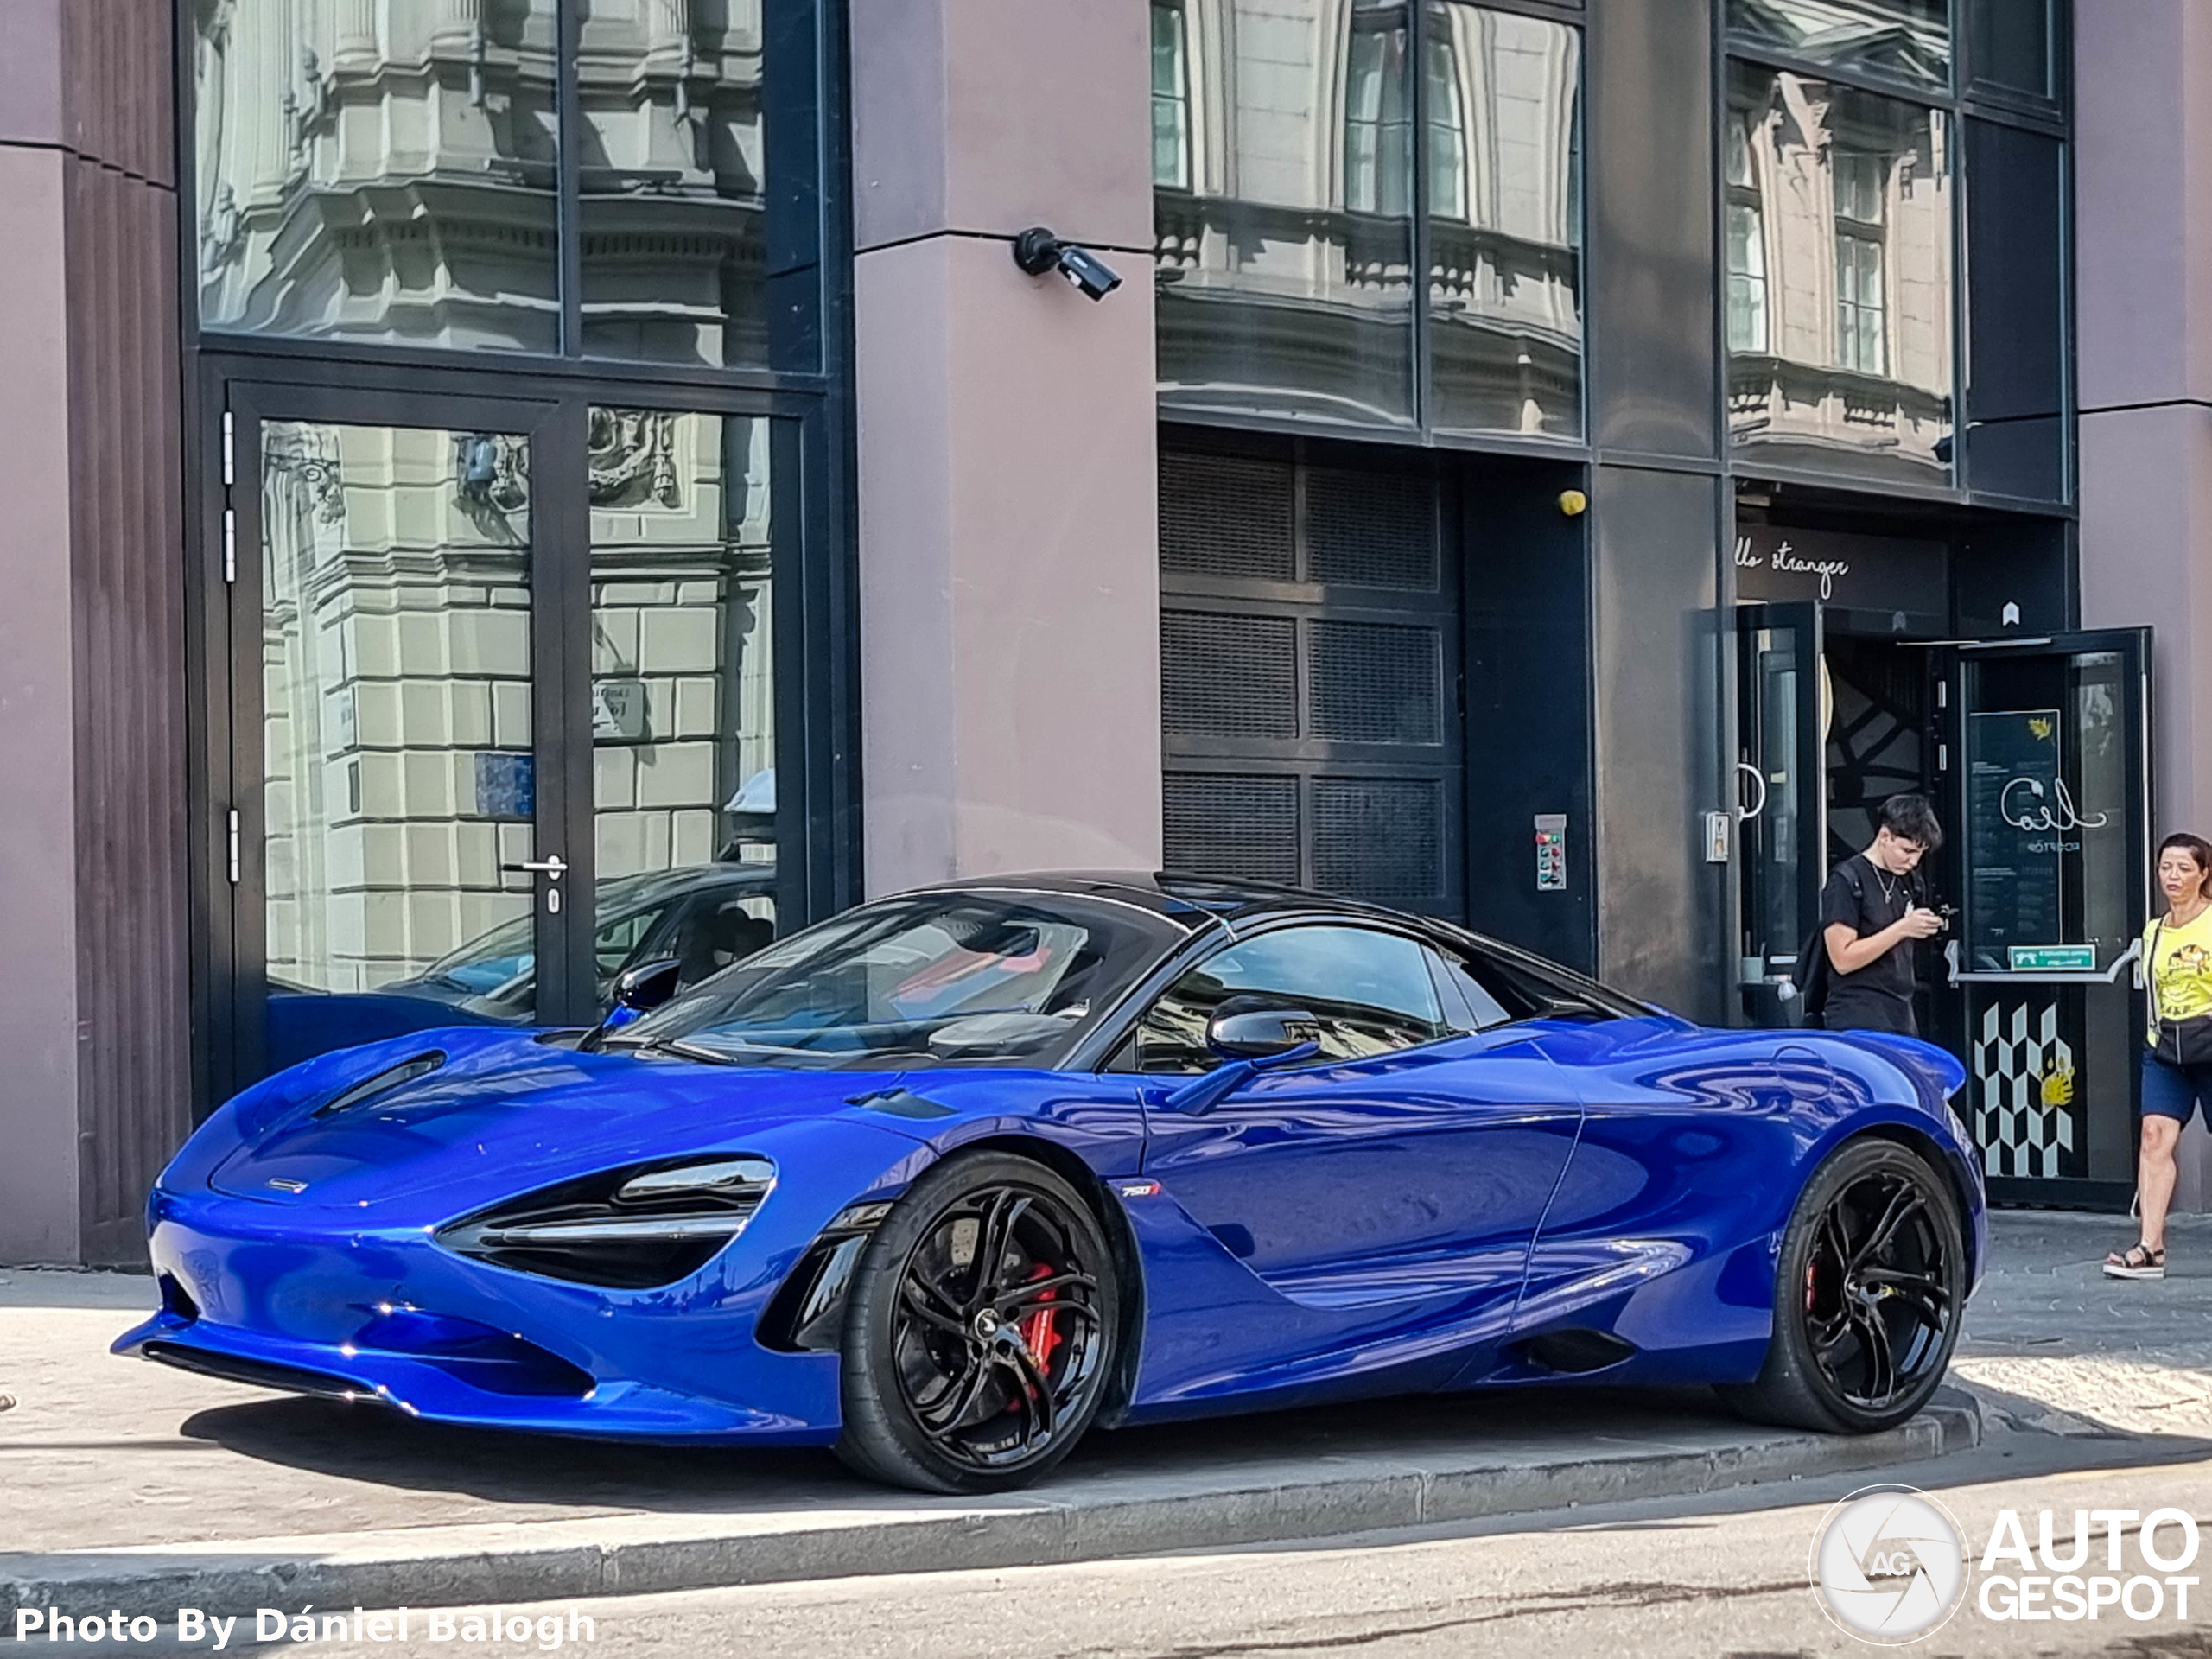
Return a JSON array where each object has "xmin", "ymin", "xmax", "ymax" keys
[
  {"xmin": 261, "ymin": 422, "xmax": 540, "ymax": 993},
  {"xmin": 588, "ymin": 412, "xmax": 775, "ymax": 881},
  {"xmin": 1153, "ymin": 0, "xmax": 1580, "ymax": 435},
  {"xmin": 261, "ymin": 412, "xmax": 772, "ymax": 995},
  {"xmin": 1726, "ymin": 66, "xmax": 1954, "ymax": 472},
  {"xmin": 193, "ymin": 0, "xmax": 765, "ymax": 363}
]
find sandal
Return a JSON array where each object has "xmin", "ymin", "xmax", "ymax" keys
[{"xmin": 2103, "ymin": 1242, "xmax": 2166, "ymax": 1280}]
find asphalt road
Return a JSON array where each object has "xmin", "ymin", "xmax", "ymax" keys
[{"xmin": 41, "ymin": 1430, "xmax": 2191, "ymax": 1659}]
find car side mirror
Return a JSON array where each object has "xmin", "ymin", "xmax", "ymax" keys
[
  {"xmin": 584, "ymin": 957, "xmax": 684, "ymax": 1052},
  {"xmin": 1206, "ymin": 1006, "xmax": 1322, "ymax": 1066}
]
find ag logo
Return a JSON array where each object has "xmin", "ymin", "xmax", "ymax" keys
[{"xmin": 1810, "ymin": 1484, "xmax": 1969, "ymax": 1644}]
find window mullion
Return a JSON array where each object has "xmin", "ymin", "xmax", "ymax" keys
[{"xmin": 557, "ymin": 0, "xmax": 583, "ymax": 357}]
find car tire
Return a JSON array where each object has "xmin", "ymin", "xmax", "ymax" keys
[
  {"xmin": 1719, "ymin": 1137, "xmax": 1965, "ymax": 1435},
  {"xmin": 835, "ymin": 1151, "xmax": 1120, "ymax": 1494}
]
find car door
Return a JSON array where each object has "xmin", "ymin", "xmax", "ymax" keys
[{"xmin": 1126, "ymin": 921, "xmax": 1585, "ymax": 1401}]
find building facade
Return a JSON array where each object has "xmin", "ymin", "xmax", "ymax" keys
[{"xmin": 1, "ymin": 0, "xmax": 2203, "ymax": 1262}]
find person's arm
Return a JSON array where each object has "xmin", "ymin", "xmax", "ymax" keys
[{"xmin": 1826, "ymin": 908, "xmax": 1942, "ymax": 976}]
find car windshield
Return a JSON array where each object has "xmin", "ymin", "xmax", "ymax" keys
[{"xmin": 609, "ymin": 890, "xmax": 1185, "ymax": 1069}]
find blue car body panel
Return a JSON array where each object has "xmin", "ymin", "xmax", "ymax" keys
[{"xmin": 119, "ymin": 939, "xmax": 1984, "ymax": 1446}]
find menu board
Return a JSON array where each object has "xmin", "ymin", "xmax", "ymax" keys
[{"xmin": 1964, "ymin": 710, "xmax": 2063, "ymax": 970}]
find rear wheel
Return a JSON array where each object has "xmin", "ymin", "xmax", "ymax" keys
[
  {"xmin": 1720, "ymin": 1138, "xmax": 1964, "ymax": 1434},
  {"xmin": 836, "ymin": 1152, "xmax": 1119, "ymax": 1494}
]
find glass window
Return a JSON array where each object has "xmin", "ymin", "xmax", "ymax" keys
[
  {"xmin": 1726, "ymin": 117, "xmax": 1770, "ymax": 355},
  {"xmin": 588, "ymin": 409, "xmax": 779, "ymax": 1000},
  {"xmin": 1152, "ymin": 1, "xmax": 1193, "ymax": 190},
  {"xmin": 258, "ymin": 420, "xmax": 543, "ymax": 1071},
  {"xmin": 1969, "ymin": 0, "xmax": 2053, "ymax": 100},
  {"xmin": 614, "ymin": 893, "xmax": 1181, "ymax": 1069},
  {"xmin": 1130, "ymin": 925, "xmax": 1450, "ymax": 1072},
  {"xmin": 1154, "ymin": 0, "xmax": 1417, "ymax": 428},
  {"xmin": 1443, "ymin": 946, "xmax": 1621, "ymax": 1026},
  {"xmin": 194, "ymin": 1, "xmax": 561, "ymax": 349},
  {"xmin": 577, "ymin": 1, "xmax": 771, "ymax": 367},
  {"xmin": 1423, "ymin": 4, "xmax": 1582, "ymax": 439},
  {"xmin": 1726, "ymin": 0, "xmax": 1951, "ymax": 92},
  {"xmin": 1726, "ymin": 64, "xmax": 1954, "ymax": 482}
]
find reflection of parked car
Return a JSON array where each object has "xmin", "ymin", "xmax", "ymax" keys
[
  {"xmin": 266, "ymin": 865, "xmax": 777, "ymax": 1071},
  {"xmin": 136, "ymin": 873, "xmax": 1983, "ymax": 1497}
]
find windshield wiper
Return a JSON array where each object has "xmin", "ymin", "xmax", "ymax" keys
[{"xmin": 621, "ymin": 1036, "xmax": 742, "ymax": 1066}]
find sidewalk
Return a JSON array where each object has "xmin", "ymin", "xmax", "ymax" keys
[{"xmin": 5, "ymin": 1209, "xmax": 2191, "ymax": 1619}]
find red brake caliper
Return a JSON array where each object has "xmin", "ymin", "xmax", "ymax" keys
[{"xmin": 1019, "ymin": 1262, "xmax": 1064, "ymax": 1376}]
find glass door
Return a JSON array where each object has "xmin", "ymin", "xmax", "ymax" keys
[
  {"xmin": 1937, "ymin": 630, "xmax": 2152, "ymax": 1205},
  {"xmin": 1737, "ymin": 603, "xmax": 1827, "ymax": 1025},
  {"xmin": 222, "ymin": 386, "xmax": 583, "ymax": 1086}
]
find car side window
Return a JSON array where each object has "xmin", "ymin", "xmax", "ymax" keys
[
  {"xmin": 1442, "ymin": 944, "xmax": 1614, "ymax": 1026},
  {"xmin": 1129, "ymin": 925, "xmax": 1450, "ymax": 1074}
]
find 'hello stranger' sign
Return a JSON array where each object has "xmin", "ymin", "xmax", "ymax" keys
[{"xmin": 1735, "ymin": 524, "xmax": 1948, "ymax": 622}]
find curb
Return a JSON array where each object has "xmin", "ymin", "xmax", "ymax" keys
[{"xmin": 0, "ymin": 1394, "xmax": 1978, "ymax": 1621}]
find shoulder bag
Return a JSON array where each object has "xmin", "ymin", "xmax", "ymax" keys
[{"xmin": 2148, "ymin": 918, "xmax": 2212, "ymax": 1067}]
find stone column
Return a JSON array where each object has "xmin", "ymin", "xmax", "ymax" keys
[
  {"xmin": 849, "ymin": 0, "xmax": 1160, "ymax": 893},
  {"xmin": 2075, "ymin": 0, "xmax": 2212, "ymax": 1208},
  {"xmin": 0, "ymin": 0, "xmax": 189, "ymax": 1264}
]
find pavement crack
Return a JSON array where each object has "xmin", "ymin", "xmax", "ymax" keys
[{"xmin": 1096, "ymin": 1578, "xmax": 1808, "ymax": 1658}]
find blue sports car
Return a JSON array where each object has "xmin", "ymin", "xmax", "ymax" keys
[{"xmin": 118, "ymin": 874, "xmax": 1984, "ymax": 1494}]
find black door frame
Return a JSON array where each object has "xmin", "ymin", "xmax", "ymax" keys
[
  {"xmin": 191, "ymin": 356, "xmax": 860, "ymax": 1111},
  {"xmin": 211, "ymin": 379, "xmax": 584, "ymax": 1100},
  {"xmin": 1735, "ymin": 601, "xmax": 1827, "ymax": 1022},
  {"xmin": 1933, "ymin": 626, "xmax": 2153, "ymax": 1211}
]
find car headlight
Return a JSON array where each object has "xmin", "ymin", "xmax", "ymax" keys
[{"xmin": 435, "ymin": 1155, "xmax": 776, "ymax": 1289}]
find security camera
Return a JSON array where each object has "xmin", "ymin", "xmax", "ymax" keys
[{"xmin": 1013, "ymin": 226, "xmax": 1122, "ymax": 302}]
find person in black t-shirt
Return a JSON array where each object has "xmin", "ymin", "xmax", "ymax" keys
[{"xmin": 1819, "ymin": 793, "xmax": 1946, "ymax": 1037}]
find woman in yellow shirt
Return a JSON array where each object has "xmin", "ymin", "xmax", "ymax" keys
[{"xmin": 2107, "ymin": 831, "xmax": 2212, "ymax": 1279}]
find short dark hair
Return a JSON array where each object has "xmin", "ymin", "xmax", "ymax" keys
[
  {"xmin": 2158, "ymin": 832, "xmax": 2212, "ymax": 876},
  {"xmin": 1877, "ymin": 793, "xmax": 1944, "ymax": 852}
]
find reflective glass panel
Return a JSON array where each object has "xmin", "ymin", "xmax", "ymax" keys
[
  {"xmin": 1726, "ymin": 0, "xmax": 1951, "ymax": 91},
  {"xmin": 1154, "ymin": 0, "xmax": 1417, "ymax": 428},
  {"xmin": 1424, "ymin": 4, "xmax": 1582, "ymax": 438},
  {"xmin": 1969, "ymin": 0, "xmax": 2053, "ymax": 100},
  {"xmin": 1726, "ymin": 65, "xmax": 1954, "ymax": 481},
  {"xmin": 578, "ymin": 2, "xmax": 772, "ymax": 366},
  {"xmin": 588, "ymin": 410, "xmax": 778, "ymax": 1005},
  {"xmin": 195, "ymin": 2, "xmax": 560, "ymax": 350},
  {"xmin": 260, "ymin": 420, "xmax": 539, "ymax": 1072}
]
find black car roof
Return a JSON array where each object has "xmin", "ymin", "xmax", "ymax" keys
[
  {"xmin": 906, "ymin": 869, "xmax": 1659, "ymax": 1017},
  {"xmin": 912, "ymin": 869, "xmax": 1386, "ymax": 926}
]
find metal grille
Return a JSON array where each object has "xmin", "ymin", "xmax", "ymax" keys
[
  {"xmin": 1161, "ymin": 610, "xmax": 1297, "ymax": 737},
  {"xmin": 1160, "ymin": 453, "xmax": 1296, "ymax": 582},
  {"xmin": 1312, "ymin": 779, "xmax": 1446, "ymax": 902},
  {"xmin": 1307, "ymin": 468, "xmax": 1439, "ymax": 589},
  {"xmin": 1311, "ymin": 621, "xmax": 1442, "ymax": 744},
  {"xmin": 1164, "ymin": 773, "xmax": 1301, "ymax": 885}
]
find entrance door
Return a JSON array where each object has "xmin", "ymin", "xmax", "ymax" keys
[
  {"xmin": 1936, "ymin": 631, "xmax": 2153, "ymax": 1207},
  {"xmin": 219, "ymin": 386, "xmax": 586, "ymax": 1088},
  {"xmin": 1736, "ymin": 603, "xmax": 1827, "ymax": 1024}
]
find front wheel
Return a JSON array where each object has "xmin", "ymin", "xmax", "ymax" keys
[
  {"xmin": 836, "ymin": 1152, "xmax": 1120, "ymax": 1494},
  {"xmin": 1720, "ymin": 1138, "xmax": 1965, "ymax": 1434}
]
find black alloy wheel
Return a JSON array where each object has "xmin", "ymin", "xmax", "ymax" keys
[
  {"xmin": 1720, "ymin": 1138, "xmax": 1965, "ymax": 1435},
  {"xmin": 836, "ymin": 1152, "xmax": 1120, "ymax": 1493}
]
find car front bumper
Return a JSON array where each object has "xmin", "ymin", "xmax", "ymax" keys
[{"xmin": 113, "ymin": 1185, "xmax": 848, "ymax": 1446}]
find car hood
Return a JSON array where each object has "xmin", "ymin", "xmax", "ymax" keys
[{"xmin": 205, "ymin": 1029, "xmax": 931, "ymax": 1213}]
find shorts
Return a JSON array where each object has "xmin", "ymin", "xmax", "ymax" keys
[
  {"xmin": 2140, "ymin": 1051, "xmax": 2212, "ymax": 1128},
  {"xmin": 1819, "ymin": 988, "xmax": 1918, "ymax": 1038}
]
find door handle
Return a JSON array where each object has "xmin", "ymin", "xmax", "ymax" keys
[
  {"xmin": 502, "ymin": 855, "xmax": 568, "ymax": 879},
  {"xmin": 1734, "ymin": 761, "xmax": 1769, "ymax": 822}
]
